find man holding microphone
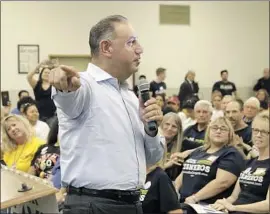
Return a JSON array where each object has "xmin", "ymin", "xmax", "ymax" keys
[{"xmin": 49, "ymin": 15, "xmax": 164, "ymax": 214}]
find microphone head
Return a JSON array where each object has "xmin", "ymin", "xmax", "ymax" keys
[{"xmin": 138, "ymin": 79, "xmax": 150, "ymax": 92}]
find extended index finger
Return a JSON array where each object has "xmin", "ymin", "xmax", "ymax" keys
[{"xmin": 60, "ymin": 65, "xmax": 80, "ymax": 78}]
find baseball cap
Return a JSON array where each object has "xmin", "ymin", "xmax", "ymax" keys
[{"xmin": 167, "ymin": 96, "xmax": 180, "ymax": 105}]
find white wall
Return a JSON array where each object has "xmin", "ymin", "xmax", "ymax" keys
[{"xmin": 1, "ymin": 1, "xmax": 269, "ymax": 102}]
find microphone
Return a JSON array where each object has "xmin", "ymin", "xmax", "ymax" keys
[{"xmin": 138, "ymin": 79, "xmax": 158, "ymax": 132}]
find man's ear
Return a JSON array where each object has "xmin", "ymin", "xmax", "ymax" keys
[{"xmin": 100, "ymin": 40, "xmax": 113, "ymax": 57}]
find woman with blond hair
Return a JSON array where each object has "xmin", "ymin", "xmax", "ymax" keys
[
  {"xmin": 212, "ymin": 111, "xmax": 269, "ymax": 214},
  {"xmin": 174, "ymin": 117, "xmax": 245, "ymax": 213},
  {"xmin": 1, "ymin": 115, "xmax": 45, "ymax": 172},
  {"xmin": 159, "ymin": 113, "xmax": 184, "ymax": 180}
]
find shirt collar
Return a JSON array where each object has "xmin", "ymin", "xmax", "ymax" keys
[
  {"xmin": 87, "ymin": 63, "xmax": 129, "ymax": 90},
  {"xmin": 187, "ymin": 79, "xmax": 193, "ymax": 84}
]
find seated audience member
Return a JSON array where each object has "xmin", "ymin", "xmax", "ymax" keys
[
  {"xmin": 178, "ymin": 97, "xmax": 198, "ymax": 131},
  {"xmin": 175, "ymin": 117, "xmax": 245, "ymax": 211},
  {"xmin": 22, "ymin": 102, "xmax": 50, "ymax": 141},
  {"xmin": 28, "ymin": 117, "xmax": 60, "ymax": 179},
  {"xmin": 253, "ymin": 68, "xmax": 270, "ymax": 95},
  {"xmin": 140, "ymin": 148, "xmax": 183, "ymax": 214},
  {"xmin": 167, "ymin": 96, "xmax": 180, "ymax": 113},
  {"xmin": 181, "ymin": 100, "xmax": 212, "ymax": 152},
  {"xmin": 212, "ymin": 90, "xmax": 223, "ymax": 97},
  {"xmin": 221, "ymin": 95, "xmax": 234, "ymax": 112},
  {"xmin": 1, "ymin": 115, "xmax": 44, "ymax": 172},
  {"xmin": 150, "ymin": 67, "xmax": 167, "ymax": 98},
  {"xmin": 212, "ymin": 70, "xmax": 237, "ymax": 97},
  {"xmin": 212, "ymin": 111, "xmax": 270, "ymax": 214},
  {"xmin": 159, "ymin": 112, "xmax": 183, "ymax": 180},
  {"xmin": 178, "ymin": 70, "xmax": 199, "ymax": 109},
  {"xmin": 256, "ymin": 89, "xmax": 269, "ymax": 110},
  {"xmin": 225, "ymin": 100, "xmax": 252, "ymax": 148},
  {"xmin": 10, "ymin": 90, "xmax": 29, "ymax": 115},
  {"xmin": 16, "ymin": 96, "xmax": 36, "ymax": 115},
  {"xmin": 243, "ymin": 97, "xmax": 260, "ymax": 126},
  {"xmin": 133, "ymin": 74, "xmax": 146, "ymax": 97},
  {"xmin": 156, "ymin": 94, "xmax": 165, "ymax": 111},
  {"xmin": 211, "ymin": 93, "xmax": 224, "ymax": 121}
]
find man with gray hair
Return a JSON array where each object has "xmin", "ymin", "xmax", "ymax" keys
[
  {"xmin": 243, "ymin": 97, "xmax": 260, "ymax": 126},
  {"xmin": 181, "ymin": 100, "xmax": 212, "ymax": 152},
  {"xmin": 49, "ymin": 15, "xmax": 164, "ymax": 214}
]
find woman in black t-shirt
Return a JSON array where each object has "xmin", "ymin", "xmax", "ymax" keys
[
  {"xmin": 141, "ymin": 148, "xmax": 183, "ymax": 214},
  {"xmin": 174, "ymin": 117, "xmax": 245, "ymax": 209},
  {"xmin": 28, "ymin": 117, "xmax": 60, "ymax": 180},
  {"xmin": 212, "ymin": 111, "xmax": 270, "ymax": 214}
]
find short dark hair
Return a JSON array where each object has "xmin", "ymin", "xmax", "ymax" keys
[
  {"xmin": 156, "ymin": 67, "xmax": 166, "ymax": 76},
  {"xmin": 89, "ymin": 15, "xmax": 128, "ymax": 56},
  {"xmin": 17, "ymin": 96, "xmax": 35, "ymax": 111},
  {"xmin": 235, "ymin": 98, "xmax": 244, "ymax": 111},
  {"xmin": 182, "ymin": 96, "xmax": 200, "ymax": 109},
  {"xmin": 18, "ymin": 90, "xmax": 29, "ymax": 98},
  {"xmin": 22, "ymin": 102, "xmax": 37, "ymax": 114},
  {"xmin": 139, "ymin": 75, "xmax": 146, "ymax": 79},
  {"xmin": 163, "ymin": 106, "xmax": 176, "ymax": 115},
  {"xmin": 220, "ymin": 70, "xmax": 228, "ymax": 75}
]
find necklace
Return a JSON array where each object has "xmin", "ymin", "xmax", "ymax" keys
[{"xmin": 12, "ymin": 142, "xmax": 27, "ymax": 169}]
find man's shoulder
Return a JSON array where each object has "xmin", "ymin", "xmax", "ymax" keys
[
  {"xmin": 150, "ymin": 80, "xmax": 156, "ymax": 86},
  {"xmin": 183, "ymin": 124, "xmax": 197, "ymax": 136},
  {"xmin": 213, "ymin": 81, "xmax": 221, "ymax": 85}
]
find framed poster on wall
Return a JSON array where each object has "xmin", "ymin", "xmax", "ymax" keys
[{"xmin": 18, "ymin": 44, "xmax": 39, "ymax": 74}]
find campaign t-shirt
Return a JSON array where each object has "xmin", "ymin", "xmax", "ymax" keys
[
  {"xmin": 234, "ymin": 158, "xmax": 270, "ymax": 205},
  {"xmin": 31, "ymin": 144, "xmax": 60, "ymax": 179},
  {"xmin": 212, "ymin": 81, "xmax": 236, "ymax": 96},
  {"xmin": 235, "ymin": 126, "xmax": 252, "ymax": 147},
  {"xmin": 181, "ymin": 124, "xmax": 206, "ymax": 152},
  {"xmin": 165, "ymin": 141, "xmax": 183, "ymax": 181},
  {"xmin": 150, "ymin": 81, "xmax": 167, "ymax": 97},
  {"xmin": 179, "ymin": 146, "xmax": 245, "ymax": 204},
  {"xmin": 141, "ymin": 167, "xmax": 181, "ymax": 214}
]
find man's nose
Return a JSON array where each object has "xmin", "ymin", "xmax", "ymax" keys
[{"xmin": 135, "ymin": 43, "xmax": 143, "ymax": 54}]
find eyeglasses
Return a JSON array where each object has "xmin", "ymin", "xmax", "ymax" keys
[
  {"xmin": 252, "ymin": 128, "xmax": 270, "ymax": 136},
  {"xmin": 210, "ymin": 126, "xmax": 229, "ymax": 133}
]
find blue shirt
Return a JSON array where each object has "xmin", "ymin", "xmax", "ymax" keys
[
  {"xmin": 11, "ymin": 108, "xmax": 21, "ymax": 115},
  {"xmin": 52, "ymin": 63, "xmax": 164, "ymax": 190},
  {"xmin": 51, "ymin": 158, "xmax": 61, "ymax": 189}
]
